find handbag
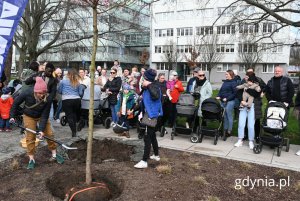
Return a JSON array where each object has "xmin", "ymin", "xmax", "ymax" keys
[{"xmin": 141, "ymin": 112, "xmax": 157, "ymax": 128}]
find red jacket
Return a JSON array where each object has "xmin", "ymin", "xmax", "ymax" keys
[
  {"xmin": 170, "ymin": 80, "xmax": 184, "ymax": 103},
  {"xmin": 0, "ymin": 96, "xmax": 14, "ymax": 119}
]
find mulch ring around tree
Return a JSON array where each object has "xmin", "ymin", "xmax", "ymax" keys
[{"xmin": 0, "ymin": 138, "xmax": 299, "ymax": 201}]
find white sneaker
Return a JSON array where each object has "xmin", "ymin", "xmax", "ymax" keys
[
  {"xmin": 234, "ymin": 139, "xmax": 243, "ymax": 147},
  {"xmin": 134, "ymin": 160, "xmax": 148, "ymax": 169},
  {"xmin": 296, "ymin": 150, "xmax": 300, "ymax": 156},
  {"xmin": 56, "ymin": 119, "xmax": 60, "ymax": 124},
  {"xmin": 150, "ymin": 155, "xmax": 160, "ymax": 161},
  {"xmin": 249, "ymin": 141, "xmax": 254, "ymax": 150},
  {"xmin": 110, "ymin": 122, "xmax": 116, "ymax": 127}
]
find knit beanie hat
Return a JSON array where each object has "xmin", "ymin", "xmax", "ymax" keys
[
  {"xmin": 143, "ymin": 68, "xmax": 156, "ymax": 82},
  {"xmin": 34, "ymin": 77, "xmax": 47, "ymax": 93},
  {"xmin": 123, "ymin": 83, "xmax": 131, "ymax": 90}
]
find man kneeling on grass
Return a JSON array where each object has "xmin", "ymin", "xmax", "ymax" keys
[{"xmin": 10, "ymin": 77, "xmax": 64, "ymax": 169}]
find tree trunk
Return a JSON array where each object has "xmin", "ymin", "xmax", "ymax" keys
[
  {"xmin": 17, "ymin": 50, "xmax": 26, "ymax": 78},
  {"xmin": 86, "ymin": 4, "xmax": 98, "ymax": 185},
  {"xmin": 4, "ymin": 46, "xmax": 13, "ymax": 83}
]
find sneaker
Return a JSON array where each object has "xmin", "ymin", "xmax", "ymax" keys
[
  {"xmin": 55, "ymin": 154, "xmax": 65, "ymax": 164},
  {"xmin": 0, "ymin": 128, "xmax": 3, "ymax": 132},
  {"xmin": 56, "ymin": 119, "xmax": 60, "ymax": 124},
  {"xmin": 234, "ymin": 139, "xmax": 243, "ymax": 147},
  {"xmin": 5, "ymin": 128, "xmax": 12, "ymax": 132},
  {"xmin": 134, "ymin": 160, "xmax": 148, "ymax": 169},
  {"xmin": 110, "ymin": 122, "xmax": 115, "ymax": 127},
  {"xmin": 49, "ymin": 154, "xmax": 64, "ymax": 164},
  {"xmin": 150, "ymin": 155, "xmax": 160, "ymax": 161},
  {"xmin": 296, "ymin": 150, "xmax": 300, "ymax": 156},
  {"xmin": 27, "ymin": 160, "xmax": 35, "ymax": 170},
  {"xmin": 249, "ymin": 141, "xmax": 254, "ymax": 150}
]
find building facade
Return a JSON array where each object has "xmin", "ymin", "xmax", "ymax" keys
[{"xmin": 151, "ymin": 0, "xmax": 292, "ymax": 83}]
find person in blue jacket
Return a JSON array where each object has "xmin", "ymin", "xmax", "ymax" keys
[
  {"xmin": 134, "ymin": 68, "xmax": 163, "ymax": 169},
  {"xmin": 216, "ymin": 70, "xmax": 237, "ymax": 138}
]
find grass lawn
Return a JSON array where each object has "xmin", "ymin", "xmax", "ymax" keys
[{"xmin": 212, "ymin": 90, "xmax": 300, "ymax": 145}]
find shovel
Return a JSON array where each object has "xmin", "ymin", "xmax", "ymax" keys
[{"xmin": 13, "ymin": 123, "xmax": 77, "ymax": 150}]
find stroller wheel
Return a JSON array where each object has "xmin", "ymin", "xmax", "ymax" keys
[
  {"xmin": 277, "ymin": 146, "xmax": 282, "ymax": 157},
  {"xmin": 284, "ymin": 138, "xmax": 290, "ymax": 152},
  {"xmin": 253, "ymin": 145, "xmax": 262, "ymax": 154},
  {"xmin": 60, "ymin": 116, "xmax": 67, "ymax": 126},
  {"xmin": 190, "ymin": 133, "xmax": 199, "ymax": 143},
  {"xmin": 214, "ymin": 135, "xmax": 218, "ymax": 145},
  {"xmin": 104, "ymin": 118, "xmax": 112, "ymax": 129}
]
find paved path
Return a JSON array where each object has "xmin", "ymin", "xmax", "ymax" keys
[{"xmin": 1, "ymin": 121, "xmax": 299, "ymax": 172}]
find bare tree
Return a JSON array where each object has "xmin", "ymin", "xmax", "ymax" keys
[
  {"xmin": 290, "ymin": 45, "xmax": 300, "ymax": 66},
  {"xmin": 139, "ymin": 49, "xmax": 150, "ymax": 66},
  {"xmin": 198, "ymin": 34, "xmax": 224, "ymax": 80},
  {"xmin": 161, "ymin": 40, "xmax": 177, "ymax": 70},
  {"xmin": 237, "ymin": 33, "xmax": 262, "ymax": 70}
]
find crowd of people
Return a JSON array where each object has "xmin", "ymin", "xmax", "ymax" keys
[{"xmin": 0, "ymin": 59, "xmax": 299, "ymax": 169}]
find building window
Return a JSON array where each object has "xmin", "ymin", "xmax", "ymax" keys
[
  {"xmin": 239, "ymin": 65, "xmax": 246, "ymax": 72},
  {"xmin": 262, "ymin": 64, "xmax": 278, "ymax": 73},
  {"xmin": 238, "ymin": 44, "xmax": 258, "ymax": 53},
  {"xmin": 217, "ymin": 25, "xmax": 235, "ymax": 34},
  {"xmin": 155, "ymin": 29, "xmax": 173, "ymax": 37},
  {"xmin": 177, "ymin": 27, "xmax": 193, "ymax": 36},
  {"xmin": 262, "ymin": 23, "xmax": 278, "ymax": 33},
  {"xmin": 196, "ymin": 26, "xmax": 213, "ymax": 35},
  {"xmin": 155, "ymin": 46, "xmax": 162, "ymax": 53},
  {"xmin": 217, "ymin": 63, "xmax": 232, "ymax": 72},
  {"xmin": 156, "ymin": 63, "xmax": 171, "ymax": 71},
  {"xmin": 199, "ymin": 63, "xmax": 208, "ymax": 71},
  {"xmin": 262, "ymin": 43, "xmax": 283, "ymax": 53},
  {"xmin": 239, "ymin": 24, "xmax": 259, "ymax": 34},
  {"xmin": 216, "ymin": 44, "xmax": 235, "ymax": 53}
]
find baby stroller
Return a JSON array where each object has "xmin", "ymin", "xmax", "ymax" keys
[
  {"xmin": 169, "ymin": 93, "xmax": 198, "ymax": 140},
  {"xmin": 253, "ymin": 101, "xmax": 290, "ymax": 156},
  {"xmin": 190, "ymin": 98, "xmax": 224, "ymax": 145},
  {"xmin": 76, "ymin": 85, "xmax": 112, "ymax": 131}
]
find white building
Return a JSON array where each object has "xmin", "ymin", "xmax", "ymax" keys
[
  {"xmin": 151, "ymin": 0, "xmax": 293, "ymax": 83},
  {"xmin": 15, "ymin": 1, "xmax": 151, "ymax": 70}
]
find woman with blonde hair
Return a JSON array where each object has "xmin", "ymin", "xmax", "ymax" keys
[{"xmin": 58, "ymin": 68, "xmax": 85, "ymax": 137}]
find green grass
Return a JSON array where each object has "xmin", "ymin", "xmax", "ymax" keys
[
  {"xmin": 177, "ymin": 90, "xmax": 299, "ymax": 145},
  {"xmin": 212, "ymin": 90, "xmax": 300, "ymax": 145}
]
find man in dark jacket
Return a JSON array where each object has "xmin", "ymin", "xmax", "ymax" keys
[
  {"xmin": 10, "ymin": 77, "xmax": 64, "ymax": 169},
  {"xmin": 186, "ymin": 67, "xmax": 199, "ymax": 93},
  {"xmin": 265, "ymin": 66, "xmax": 294, "ymax": 107}
]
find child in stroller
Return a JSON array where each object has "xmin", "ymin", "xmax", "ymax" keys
[
  {"xmin": 253, "ymin": 101, "xmax": 290, "ymax": 156},
  {"xmin": 112, "ymin": 83, "xmax": 136, "ymax": 138}
]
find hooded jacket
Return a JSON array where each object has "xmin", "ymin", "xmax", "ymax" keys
[{"xmin": 0, "ymin": 95, "xmax": 13, "ymax": 119}]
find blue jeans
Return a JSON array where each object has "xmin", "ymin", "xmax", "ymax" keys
[
  {"xmin": 110, "ymin": 104, "xmax": 118, "ymax": 123},
  {"xmin": 221, "ymin": 100, "xmax": 235, "ymax": 132},
  {"xmin": 55, "ymin": 100, "xmax": 62, "ymax": 120},
  {"xmin": 238, "ymin": 104, "xmax": 255, "ymax": 141},
  {"xmin": 0, "ymin": 118, "xmax": 10, "ymax": 129}
]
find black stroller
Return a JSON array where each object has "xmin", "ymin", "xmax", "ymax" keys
[
  {"xmin": 190, "ymin": 98, "xmax": 225, "ymax": 145},
  {"xmin": 76, "ymin": 86, "xmax": 112, "ymax": 131},
  {"xmin": 253, "ymin": 101, "xmax": 290, "ymax": 156},
  {"xmin": 169, "ymin": 93, "xmax": 198, "ymax": 140}
]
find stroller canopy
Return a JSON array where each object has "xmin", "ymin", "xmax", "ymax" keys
[
  {"xmin": 177, "ymin": 93, "xmax": 195, "ymax": 106},
  {"xmin": 201, "ymin": 98, "xmax": 222, "ymax": 114}
]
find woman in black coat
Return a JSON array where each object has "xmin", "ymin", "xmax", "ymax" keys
[{"xmin": 103, "ymin": 67, "xmax": 122, "ymax": 125}]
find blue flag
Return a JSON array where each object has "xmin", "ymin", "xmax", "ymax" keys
[{"xmin": 0, "ymin": 0, "xmax": 28, "ymax": 77}]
